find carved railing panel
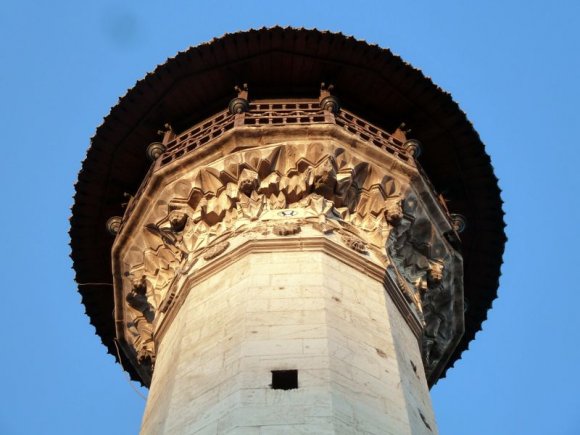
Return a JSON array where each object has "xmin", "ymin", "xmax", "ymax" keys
[
  {"xmin": 244, "ymin": 101, "xmax": 327, "ymax": 125},
  {"xmin": 160, "ymin": 109, "xmax": 235, "ymax": 167},
  {"xmin": 152, "ymin": 100, "xmax": 414, "ymax": 172},
  {"xmin": 335, "ymin": 110, "xmax": 411, "ymax": 163}
]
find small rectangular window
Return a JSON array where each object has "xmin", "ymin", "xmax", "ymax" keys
[{"xmin": 271, "ymin": 370, "xmax": 298, "ymax": 390}]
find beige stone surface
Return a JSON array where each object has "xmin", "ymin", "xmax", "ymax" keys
[{"xmin": 140, "ymin": 250, "xmax": 437, "ymax": 434}]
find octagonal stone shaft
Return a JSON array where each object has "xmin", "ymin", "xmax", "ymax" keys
[{"xmin": 141, "ymin": 250, "xmax": 437, "ymax": 435}]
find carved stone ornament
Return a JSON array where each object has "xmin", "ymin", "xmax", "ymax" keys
[
  {"xmin": 115, "ymin": 139, "xmax": 463, "ymax": 378},
  {"xmin": 146, "ymin": 142, "xmax": 166, "ymax": 162},
  {"xmin": 341, "ymin": 233, "xmax": 367, "ymax": 254},
  {"xmin": 450, "ymin": 213, "xmax": 467, "ymax": 234},
  {"xmin": 319, "ymin": 83, "xmax": 340, "ymax": 114},
  {"xmin": 106, "ymin": 216, "xmax": 122, "ymax": 235},
  {"xmin": 273, "ymin": 222, "xmax": 301, "ymax": 236},
  {"xmin": 203, "ymin": 241, "xmax": 230, "ymax": 261},
  {"xmin": 125, "ymin": 275, "xmax": 156, "ymax": 366},
  {"xmin": 228, "ymin": 84, "xmax": 250, "ymax": 114},
  {"xmin": 228, "ymin": 97, "xmax": 250, "ymax": 115},
  {"xmin": 403, "ymin": 139, "xmax": 422, "ymax": 158},
  {"xmin": 320, "ymin": 96, "xmax": 340, "ymax": 114}
]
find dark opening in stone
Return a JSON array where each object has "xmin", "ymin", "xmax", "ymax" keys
[{"xmin": 271, "ymin": 370, "xmax": 298, "ymax": 390}]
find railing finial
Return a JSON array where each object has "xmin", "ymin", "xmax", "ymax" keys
[
  {"xmin": 229, "ymin": 84, "xmax": 250, "ymax": 115},
  {"xmin": 147, "ymin": 142, "xmax": 166, "ymax": 162},
  {"xmin": 106, "ymin": 216, "xmax": 123, "ymax": 236},
  {"xmin": 157, "ymin": 123, "xmax": 175, "ymax": 145},
  {"xmin": 319, "ymin": 82, "xmax": 340, "ymax": 114}
]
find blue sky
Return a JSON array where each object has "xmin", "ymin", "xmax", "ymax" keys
[{"xmin": 1, "ymin": 1, "xmax": 579, "ymax": 434}]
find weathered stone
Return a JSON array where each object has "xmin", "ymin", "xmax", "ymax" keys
[{"xmin": 139, "ymin": 251, "xmax": 437, "ymax": 435}]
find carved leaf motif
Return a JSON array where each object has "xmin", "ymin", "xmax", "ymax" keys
[
  {"xmin": 203, "ymin": 241, "xmax": 230, "ymax": 261},
  {"xmin": 273, "ymin": 222, "xmax": 301, "ymax": 236},
  {"xmin": 341, "ymin": 233, "xmax": 367, "ymax": 254}
]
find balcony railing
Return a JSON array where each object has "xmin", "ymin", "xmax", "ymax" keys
[
  {"xmin": 123, "ymin": 99, "xmax": 417, "ymax": 221},
  {"xmin": 156, "ymin": 99, "xmax": 412, "ymax": 170}
]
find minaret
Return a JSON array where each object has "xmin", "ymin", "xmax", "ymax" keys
[{"xmin": 70, "ymin": 28, "xmax": 505, "ymax": 435}]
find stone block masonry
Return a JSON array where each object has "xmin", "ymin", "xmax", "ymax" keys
[{"xmin": 140, "ymin": 250, "xmax": 436, "ymax": 434}]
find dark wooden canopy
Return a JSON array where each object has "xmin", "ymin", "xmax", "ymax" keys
[{"xmin": 70, "ymin": 27, "xmax": 505, "ymax": 384}]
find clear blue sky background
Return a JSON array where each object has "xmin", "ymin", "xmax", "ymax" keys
[{"xmin": 1, "ymin": 1, "xmax": 579, "ymax": 434}]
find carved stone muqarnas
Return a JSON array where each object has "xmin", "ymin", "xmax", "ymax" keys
[{"xmin": 113, "ymin": 136, "xmax": 464, "ymax": 383}]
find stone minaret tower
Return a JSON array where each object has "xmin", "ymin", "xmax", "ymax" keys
[{"xmin": 70, "ymin": 28, "xmax": 505, "ymax": 434}]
